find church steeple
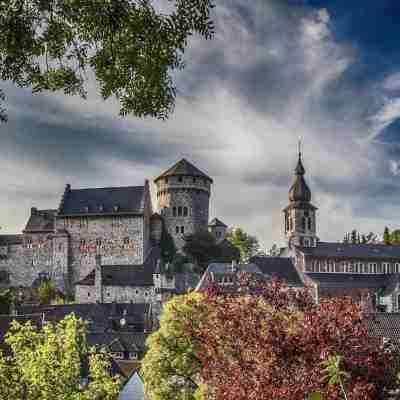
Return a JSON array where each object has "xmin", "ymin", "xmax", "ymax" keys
[
  {"xmin": 289, "ymin": 149, "xmax": 311, "ymax": 203},
  {"xmin": 284, "ymin": 143, "xmax": 318, "ymax": 248}
]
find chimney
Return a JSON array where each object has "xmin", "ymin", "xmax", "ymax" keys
[{"xmin": 95, "ymin": 254, "xmax": 103, "ymax": 303}]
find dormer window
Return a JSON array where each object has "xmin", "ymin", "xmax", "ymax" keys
[{"xmin": 129, "ymin": 352, "xmax": 138, "ymax": 360}]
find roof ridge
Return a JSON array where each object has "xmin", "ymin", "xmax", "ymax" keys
[{"xmin": 69, "ymin": 185, "xmax": 144, "ymax": 192}]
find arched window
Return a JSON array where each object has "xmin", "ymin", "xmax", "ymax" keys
[
  {"xmin": 173, "ymin": 207, "xmax": 177, "ymax": 217},
  {"xmin": 178, "ymin": 206, "xmax": 182, "ymax": 216},
  {"xmin": 183, "ymin": 207, "xmax": 188, "ymax": 217}
]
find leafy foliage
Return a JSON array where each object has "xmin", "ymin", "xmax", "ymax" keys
[
  {"xmin": 382, "ymin": 227, "xmax": 400, "ymax": 246},
  {"xmin": 183, "ymin": 231, "xmax": 241, "ymax": 273},
  {"xmin": 160, "ymin": 228, "xmax": 177, "ymax": 264},
  {"xmin": 0, "ymin": 289, "xmax": 14, "ymax": 314},
  {"xmin": 226, "ymin": 227, "xmax": 260, "ymax": 262},
  {"xmin": 36, "ymin": 279, "xmax": 59, "ymax": 305},
  {"xmin": 0, "ymin": 0, "xmax": 215, "ymax": 121},
  {"xmin": 185, "ymin": 277, "xmax": 392, "ymax": 400},
  {"xmin": 142, "ymin": 292, "xmax": 209, "ymax": 400},
  {"xmin": 0, "ymin": 313, "xmax": 120, "ymax": 399}
]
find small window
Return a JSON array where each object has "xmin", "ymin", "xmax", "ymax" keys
[
  {"xmin": 308, "ymin": 218, "xmax": 312, "ymax": 230},
  {"xmin": 173, "ymin": 207, "xmax": 177, "ymax": 217},
  {"xmin": 145, "ymin": 292, "xmax": 148, "ymax": 297},
  {"xmin": 96, "ymin": 238, "xmax": 102, "ymax": 247},
  {"xmin": 80, "ymin": 239, "xmax": 86, "ymax": 246},
  {"xmin": 135, "ymin": 289, "xmax": 139, "ymax": 295},
  {"xmin": 178, "ymin": 206, "xmax": 183, "ymax": 216},
  {"xmin": 129, "ymin": 352, "xmax": 138, "ymax": 360},
  {"xmin": 88, "ymin": 292, "xmax": 91, "ymax": 297},
  {"xmin": 165, "ymin": 178, "xmax": 168, "ymax": 184},
  {"xmin": 193, "ymin": 177, "xmax": 196, "ymax": 183},
  {"xmin": 58, "ymin": 243, "xmax": 63, "ymax": 252},
  {"xmin": 107, "ymin": 292, "xmax": 110, "ymax": 297},
  {"xmin": 183, "ymin": 207, "xmax": 188, "ymax": 217},
  {"xmin": 301, "ymin": 217, "xmax": 306, "ymax": 231},
  {"xmin": 176, "ymin": 226, "xmax": 179, "ymax": 234},
  {"xmin": 181, "ymin": 226, "xmax": 185, "ymax": 234},
  {"xmin": 178, "ymin": 177, "xmax": 183, "ymax": 182},
  {"xmin": 123, "ymin": 237, "xmax": 130, "ymax": 245}
]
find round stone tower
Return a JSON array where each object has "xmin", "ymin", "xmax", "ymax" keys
[{"xmin": 154, "ymin": 159, "xmax": 213, "ymax": 251}]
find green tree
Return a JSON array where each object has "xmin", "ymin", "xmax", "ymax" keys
[
  {"xmin": 226, "ymin": 227, "xmax": 260, "ymax": 262},
  {"xmin": 384, "ymin": 227, "xmax": 391, "ymax": 245},
  {"xmin": 0, "ymin": 289, "xmax": 14, "ymax": 314},
  {"xmin": 0, "ymin": 0, "xmax": 215, "ymax": 122},
  {"xmin": 183, "ymin": 231, "xmax": 220, "ymax": 273},
  {"xmin": 0, "ymin": 313, "xmax": 120, "ymax": 399},
  {"xmin": 36, "ymin": 279, "xmax": 59, "ymax": 305},
  {"xmin": 142, "ymin": 292, "xmax": 209, "ymax": 400},
  {"xmin": 160, "ymin": 228, "xmax": 177, "ymax": 264}
]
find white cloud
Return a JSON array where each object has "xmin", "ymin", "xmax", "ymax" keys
[
  {"xmin": 1, "ymin": 1, "xmax": 397, "ymax": 250},
  {"xmin": 383, "ymin": 72, "xmax": 400, "ymax": 91}
]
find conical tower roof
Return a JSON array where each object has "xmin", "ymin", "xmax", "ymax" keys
[
  {"xmin": 154, "ymin": 158, "xmax": 213, "ymax": 183},
  {"xmin": 288, "ymin": 152, "xmax": 311, "ymax": 203}
]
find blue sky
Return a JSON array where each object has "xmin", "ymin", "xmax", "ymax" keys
[{"xmin": 2, "ymin": 0, "xmax": 400, "ymax": 250}]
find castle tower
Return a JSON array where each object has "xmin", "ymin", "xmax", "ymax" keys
[
  {"xmin": 154, "ymin": 159, "xmax": 213, "ymax": 251},
  {"xmin": 283, "ymin": 148, "xmax": 318, "ymax": 248}
]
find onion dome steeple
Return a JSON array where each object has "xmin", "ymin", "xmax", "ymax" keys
[
  {"xmin": 284, "ymin": 142, "xmax": 318, "ymax": 248},
  {"xmin": 289, "ymin": 148, "xmax": 311, "ymax": 203}
]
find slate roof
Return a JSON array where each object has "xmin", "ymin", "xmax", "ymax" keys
[
  {"xmin": 0, "ymin": 234, "xmax": 23, "ymax": 246},
  {"xmin": 208, "ymin": 218, "xmax": 227, "ymax": 227},
  {"xmin": 298, "ymin": 242, "xmax": 400, "ymax": 260},
  {"xmin": 154, "ymin": 158, "xmax": 213, "ymax": 183},
  {"xmin": 76, "ymin": 247, "xmax": 161, "ymax": 287},
  {"xmin": 16, "ymin": 303, "xmax": 151, "ymax": 333},
  {"xmin": 88, "ymin": 332, "xmax": 148, "ymax": 354},
  {"xmin": 366, "ymin": 313, "xmax": 400, "ymax": 342},
  {"xmin": 58, "ymin": 185, "xmax": 145, "ymax": 216},
  {"xmin": 306, "ymin": 273, "xmax": 388, "ymax": 289},
  {"xmin": 250, "ymin": 256, "xmax": 304, "ymax": 286},
  {"xmin": 196, "ymin": 263, "xmax": 265, "ymax": 291},
  {"xmin": 24, "ymin": 209, "xmax": 56, "ymax": 232}
]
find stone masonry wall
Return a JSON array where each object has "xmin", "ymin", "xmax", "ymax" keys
[
  {"xmin": 55, "ymin": 215, "xmax": 146, "ymax": 283},
  {"xmin": 156, "ymin": 175, "xmax": 211, "ymax": 251}
]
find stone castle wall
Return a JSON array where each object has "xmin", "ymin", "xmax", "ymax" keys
[
  {"xmin": 55, "ymin": 215, "xmax": 147, "ymax": 283},
  {"xmin": 156, "ymin": 175, "xmax": 211, "ymax": 250}
]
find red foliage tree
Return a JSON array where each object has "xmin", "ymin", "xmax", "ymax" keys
[{"xmin": 187, "ymin": 276, "xmax": 392, "ymax": 400}]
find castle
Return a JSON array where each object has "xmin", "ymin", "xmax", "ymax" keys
[{"xmin": 0, "ymin": 159, "xmax": 226, "ymax": 304}]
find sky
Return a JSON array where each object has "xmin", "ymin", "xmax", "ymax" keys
[{"xmin": 2, "ymin": 0, "xmax": 400, "ymax": 251}]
